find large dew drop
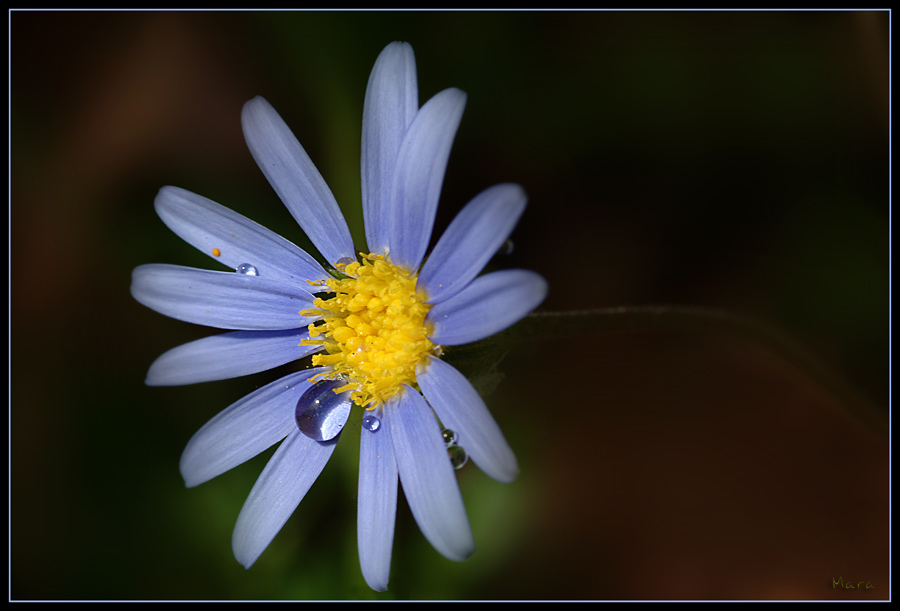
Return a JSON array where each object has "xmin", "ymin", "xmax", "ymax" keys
[
  {"xmin": 448, "ymin": 444, "xmax": 468, "ymax": 470},
  {"xmin": 442, "ymin": 428, "xmax": 467, "ymax": 469},
  {"xmin": 295, "ymin": 379, "xmax": 352, "ymax": 441},
  {"xmin": 362, "ymin": 413, "xmax": 381, "ymax": 432},
  {"xmin": 236, "ymin": 263, "xmax": 259, "ymax": 276}
]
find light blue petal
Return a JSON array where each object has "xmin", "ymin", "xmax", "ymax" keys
[
  {"xmin": 180, "ymin": 368, "xmax": 324, "ymax": 488},
  {"xmin": 387, "ymin": 88, "xmax": 467, "ymax": 271},
  {"xmin": 146, "ymin": 329, "xmax": 320, "ymax": 386},
  {"xmin": 232, "ymin": 429, "xmax": 340, "ymax": 568},
  {"xmin": 417, "ymin": 183, "xmax": 527, "ymax": 304},
  {"xmin": 385, "ymin": 387, "xmax": 474, "ymax": 561},
  {"xmin": 427, "ymin": 269, "xmax": 548, "ymax": 346},
  {"xmin": 131, "ymin": 264, "xmax": 317, "ymax": 330},
  {"xmin": 154, "ymin": 186, "xmax": 329, "ymax": 290},
  {"xmin": 242, "ymin": 96, "xmax": 355, "ymax": 267},
  {"xmin": 417, "ymin": 356, "xmax": 518, "ymax": 483},
  {"xmin": 357, "ymin": 406, "xmax": 398, "ymax": 591},
  {"xmin": 362, "ymin": 42, "xmax": 418, "ymax": 255}
]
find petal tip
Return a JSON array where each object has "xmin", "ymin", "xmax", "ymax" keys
[
  {"xmin": 232, "ymin": 534, "xmax": 260, "ymax": 570},
  {"xmin": 179, "ymin": 445, "xmax": 211, "ymax": 489},
  {"xmin": 178, "ymin": 463, "xmax": 200, "ymax": 489},
  {"xmin": 364, "ymin": 578, "xmax": 389, "ymax": 592},
  {"xmin": 154, "ymin": 184, "xmax": 180, "ymax": 205},
  {"xmin": 494, "ymin": 462, "xmax": 520, "ymax": 484},
  {"xmin": 382, "ymin": 40, "xmax": 413, "ymax": 54},
  {"xmin": 242, "ymin": 94, "xmax": 267, "ymax": 110},
  {"xmin": 241, "ymin": 96, "xmax": 273, "ymax": 131},
  {"xmin": 449, "ymin": 540, "xmax": 476, "ymax": 562}
]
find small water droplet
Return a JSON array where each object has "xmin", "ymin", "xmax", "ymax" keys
[
  {"xmin": 448, "ymin": 445, "xmax": 468, "ymax": 470},
  {"xmin": 295, "ymin": 379, "xmax": 352, "ymax": 441},
  {"xmin": 362, "ymin": 413, "xmax": 381, "ymax": 432},
  {"xmin": 335, "ymin": 256, "xmax": 355, "ymax": 267},
  {"xmin": 498, "ymin": 239, "xmax": 514, "ymax": 256},
  {"xmin": 441, "ymin": 429, "xmax": 458, "ymax": 446},
  {"xmin": 236, "ymin": 263, "xmax": 259, "ymax": 276}
]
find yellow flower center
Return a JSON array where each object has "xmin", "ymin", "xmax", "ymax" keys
[{"xmin": 300, "ymin": 253, "xmax": 437, "ymax": 408}]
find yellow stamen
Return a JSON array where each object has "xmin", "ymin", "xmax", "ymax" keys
[{"xmin": 307, "ymin": 253, "xmax": 437, "ymax": 408}]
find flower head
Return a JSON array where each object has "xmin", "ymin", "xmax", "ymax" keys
[{"xmin": 131, "ymin": 42, "xmax": 547, "ymax": 591}]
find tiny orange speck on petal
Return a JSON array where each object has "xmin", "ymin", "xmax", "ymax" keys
[{"xmin": 212, "ymin": 248, "xmax": 221, "ymax": 257}]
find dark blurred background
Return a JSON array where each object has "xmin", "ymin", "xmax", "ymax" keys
[{"xmin": 11, "ymin": 10, "xmax": 889, "ymax": 601}]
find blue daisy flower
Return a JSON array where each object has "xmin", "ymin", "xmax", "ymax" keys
[{"xmin": 131, "ymin": 42, "xmax": 547, "ymax": 591}]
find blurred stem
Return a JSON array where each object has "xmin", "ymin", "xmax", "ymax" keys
[{"xmin": 454, "ymin": 306, "xmax": 887, "ymax": 436}]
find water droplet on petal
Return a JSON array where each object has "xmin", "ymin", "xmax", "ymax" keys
[
  {"xmin": 236, "ymin": 263, "xmax": 259, "ymax": 276},
  {"xmin": 362, "ymin": 413, "xmax": 381, "ymax": 432},
  {"xmin": 448, "ymin": 444, "xmax": 468, "ymax": 470},
  {"xmin": 295, "ymin": 379, "xmax": 352, "ymax": 441},
  {"xmin": 499, "ymin": 239, "xmax": 514, "ymax": 256},
  {"xmin": 441, "ymin": 428, "xmax": 458, "ymax": 446},
  {"xmin": 335, "ymin": 256, "xmax": 355, "ymax": 267}
]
